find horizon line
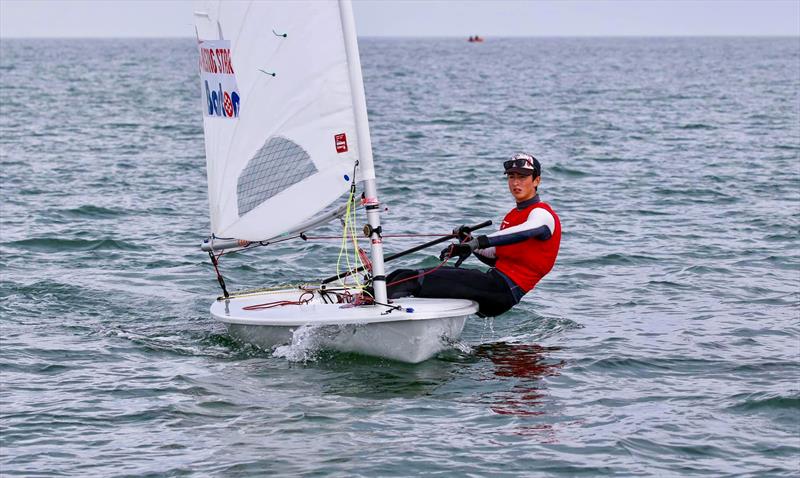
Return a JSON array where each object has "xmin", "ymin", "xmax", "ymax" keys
[{"xmin": 2, "ymin": 34, "xmax": 798, "ymax": 40}]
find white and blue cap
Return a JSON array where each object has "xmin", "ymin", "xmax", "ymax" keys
[{"xmin": 503, "ymin": 153, "xmax": 541, "ymax": 177}]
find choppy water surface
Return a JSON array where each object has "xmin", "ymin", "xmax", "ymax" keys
[{"xmin": 1, "ymin": 37, "xmax": 798, "ymax": 476}]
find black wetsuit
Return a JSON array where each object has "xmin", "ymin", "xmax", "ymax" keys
[{"xmin": 386, "ymin": 266, "xmax": 521, "ymax": 317}]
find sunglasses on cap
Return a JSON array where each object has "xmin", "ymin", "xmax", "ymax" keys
[{"xmin": 503, "ymin": 158, "xmax": 534, "ymax": 170}]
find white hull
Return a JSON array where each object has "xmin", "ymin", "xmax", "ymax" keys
[{"xmin": 210, "ymin": 289, "xmax": 478, "ymax": 363}]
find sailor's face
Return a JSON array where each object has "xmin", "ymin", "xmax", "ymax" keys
[{"xmin": 507, "ymin": 173, "xmax": 539, "ymax": 202}]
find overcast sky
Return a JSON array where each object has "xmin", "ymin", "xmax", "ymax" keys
[{"xmin": 1, "ymin": 0, "xmax": 798, "ymax": 38}]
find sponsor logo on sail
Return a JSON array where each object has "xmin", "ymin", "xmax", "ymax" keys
[
  {"xmin": 335, "ymin": 133, "xmax": 348, "ymax": 153},
  {"xmin": 198, "ymin": 40, "xmax": 240, "ymax": 119}
]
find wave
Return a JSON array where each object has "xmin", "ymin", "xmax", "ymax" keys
[
  {"xmin": 549, "ymin": 164, "xmax": 590, "ymax": 178},
  {"xmin": 678, "ymin": 123, "xmax": 716, "ymax": 130},
  {"xmin": 54, "ymin": 205, "xmax": 127, "ymax": 219},
  {"xmin": 727, "ymin": 391, "xmax": 800, "ymax": 412},
  {"xmin": 101, "ymin": 327, "xmax": 268, "ymax": 360},
  {"xmin": 680, "ymin": 264, "xmax": 731, "ymax": 274},
  {"xmin": 3, "ymin": 238, "xmax": 145, "ymax": 252},
  {"xmin": 645, "ymin": 280, "xmax": 695, "ymax": 290},
  {"xmin": 104, "ymin": 122, "xmax": 141, "ymax": 129},
  {"xmin": 569, "ymin": 252, "xmax": 662, "ymax": 266}
]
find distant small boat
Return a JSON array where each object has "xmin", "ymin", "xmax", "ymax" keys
[{"xmin": 468, "ymin": 36, "xmax": 484, "ymax": 43}]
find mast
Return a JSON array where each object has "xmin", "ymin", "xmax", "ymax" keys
[{"xmin": 338, "ymin": 0, "xmax": 388, "ymax": 304}]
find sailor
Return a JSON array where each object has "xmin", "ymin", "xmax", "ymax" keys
[{"xmin": 386, "ymin": 153, "xmax": 561, "ymax": 317}]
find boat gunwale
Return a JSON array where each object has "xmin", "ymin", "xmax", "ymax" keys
[{"xmin": 210, "ymin": 296, "xmax": 479, "ymax": 326}]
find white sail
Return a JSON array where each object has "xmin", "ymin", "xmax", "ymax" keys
[
  {"xmin": 194, "ymin": 0, "xmax": 375, "ymax": 241},
  {"xmin": 197, "ymin": 1, "xmax": 478, "ymax": 362}
]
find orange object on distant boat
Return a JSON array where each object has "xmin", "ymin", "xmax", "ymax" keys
[{"xmin": 468, "ymin": 35, "xmax": 484, "ymax": 43}]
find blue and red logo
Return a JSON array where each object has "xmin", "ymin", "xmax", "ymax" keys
[{"xmin": 205, "ymin": 80, "xmax": 239, "ymax": 118}]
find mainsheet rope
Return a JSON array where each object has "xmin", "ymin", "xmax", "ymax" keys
[{"xmin": 385, "ymin": 250, "xmax": 455, "ymax": 288}]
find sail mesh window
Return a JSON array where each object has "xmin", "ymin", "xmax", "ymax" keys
[{"xmin": 237, "ymin": 137, "xmax": 317, "ymax": 216}]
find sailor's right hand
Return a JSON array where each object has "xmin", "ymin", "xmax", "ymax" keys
[
  {"xmin": 238, "ymin": 239, "xmax": 251, "ymax": 247},
  {"xmin": 453, "ymin": 224, "xmax": 472, "ymax": 242}
]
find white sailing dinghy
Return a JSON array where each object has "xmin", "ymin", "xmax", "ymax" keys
[{"xmin": 193, "ymin": 0, "xmax": 479, "ymax": 363}]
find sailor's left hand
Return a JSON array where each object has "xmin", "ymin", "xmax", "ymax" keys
[{"xmin": 439, "ymin": 243, "xmax": 472, "ymax": 267}]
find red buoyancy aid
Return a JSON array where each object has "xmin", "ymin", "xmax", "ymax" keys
[{"xmin": 495, "ymin": 202, "xmax": 561, "ymax": 293}]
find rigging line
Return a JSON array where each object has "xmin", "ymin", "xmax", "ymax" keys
[
  {"xmin": 336, "ymin": 164, "xmax": 357, "ymax": 284},
  {"xmin": 223, "ymin": 283, "xmax": 365, "ymax": 300},
  {"xmin": 335, "ymin": 186, "xmax": 353, "ymax": 288},
  {"xmin": 208, "ymin": 231, "xmax": 450, "ymax": 255},
  {"xmin": 376, "ymin": 302, "xmax": 403, "ymax": 314},
  {"xmin": 345, "ymin": 184, "xmax": 361, "ymax": 288},
  {"xmin": 242, "ymin": 291, "xmax": 314, "ymax": 311},
  {"xmin": 386, "ymin": 254, "xmax": 453, "ymax": 288},
  {"xmin": 336, "ymin": 161, "xmax": 363, "ymax": 289},
  {"xmin": 349, "ymin": 187, "xmax": 362, "ymax": 283},
  {"xmin": 302, "ymin": 233, "xmax": 450, "ymax": 240},
  {"xmin": 348, "ymin": 161, "xmax": 368, "ymax": 284},
  {"xmin": 208, "ymin": 250, "xmax": 230, "ymax": 298}
]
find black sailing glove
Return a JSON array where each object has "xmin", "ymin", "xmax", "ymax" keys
[
  {"xmin": 438, "ymin": 235, "xmax": 490, "ymax": 268},
  {"xmin": 439, "ymin": 243, "xmax": 471, "ymax": 267},
  {"xmin": 453, "ymin": 225, "xmax": 473, "ymax": 242}
]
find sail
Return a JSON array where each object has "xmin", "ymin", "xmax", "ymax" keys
[{"xmin": 194, "ymin": 0, "xmax": 375, "ymax": 241}]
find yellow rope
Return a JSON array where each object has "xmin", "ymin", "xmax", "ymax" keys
[
  {"xmin": 350, "ymin": 187, "xmax": 367, "ymax": 277},
  {"xmin": 336, "ymin": 187, "xmax": 356, "ymax": 288},
  {"xmin": 335, "ymin": 192, "xmax": 349, "ymax": 287},
  {"xmin": 334, "ymin": 184, "xmax": 370, "ymax": 290},
  {"xmin": 346, "ymin": 192, "xmax": 360, "ymax": 288}
]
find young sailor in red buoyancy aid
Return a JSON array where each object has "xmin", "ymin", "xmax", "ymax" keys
[{"xmin": 386, "ymin": 153, "xmax": 561, "ymax": 317}]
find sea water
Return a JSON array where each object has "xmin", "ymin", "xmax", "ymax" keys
[{"xmin": 1, "ymin": 37, "xmax": 798, "ymax": 476}]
